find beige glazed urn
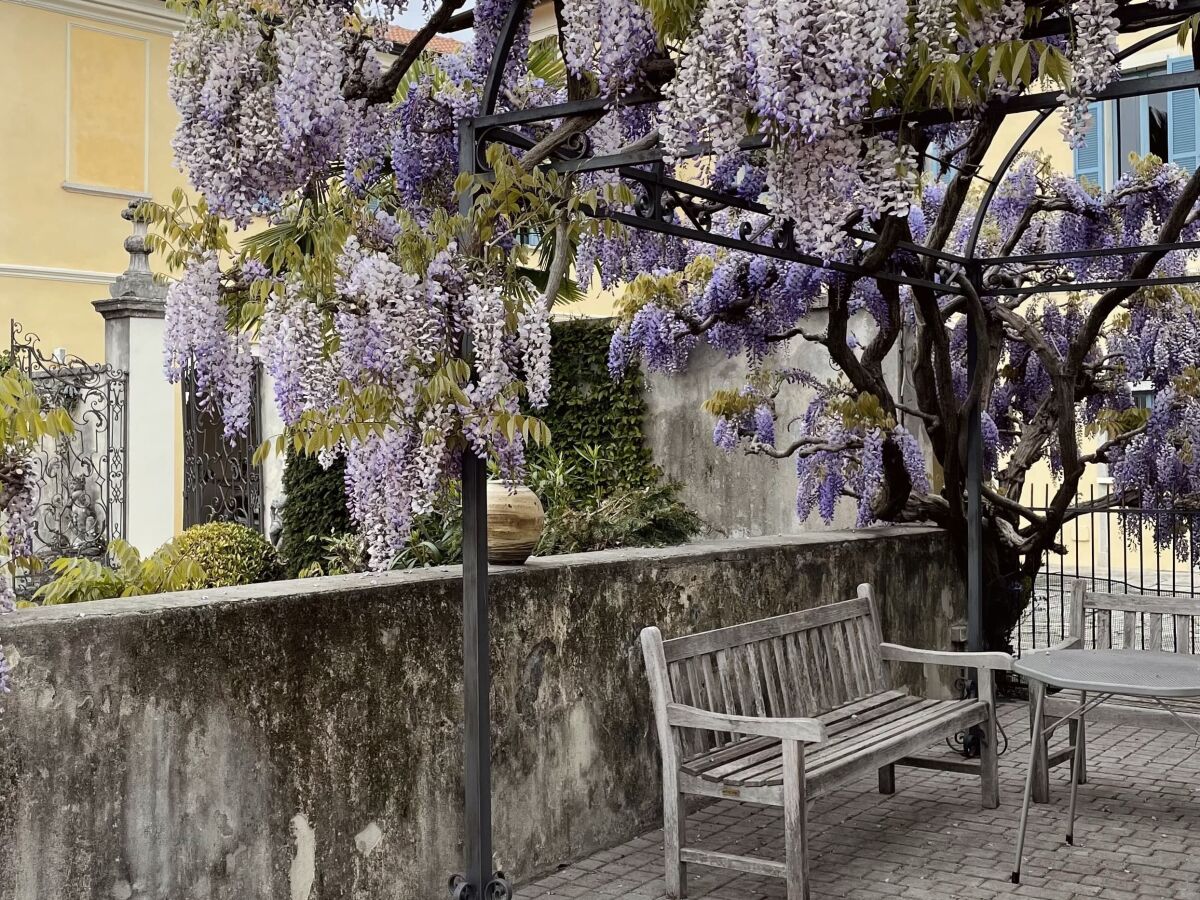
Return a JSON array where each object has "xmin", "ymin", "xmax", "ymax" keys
[{"xmin": 486, "ymin": 479, "xmax": 545, "ymax": 564}]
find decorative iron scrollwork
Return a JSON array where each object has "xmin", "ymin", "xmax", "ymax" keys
[
  {"xmin": 9, "ymin": 320, "xmax": 126, "ymax": 595},
  {"xmin": 771, "ymin": 220, "xmax": 797, "ymax": 252},
  {"xmin": 557, "ymin": 131, "xmax": 591, "ymax": 162}
]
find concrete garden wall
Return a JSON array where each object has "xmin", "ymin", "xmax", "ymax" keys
[{"xmin": 0, "ymin": 527, "xmax": 963, "ymax": 899}]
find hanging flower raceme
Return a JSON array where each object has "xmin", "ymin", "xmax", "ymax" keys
[
  {"xmin": 562, "ymin": 0, "xmax": 658, "ymax": 95},
  {"xmin": 1060, "ymin": 0, "xmax": 1121, "ymax": 148},
  {"xmin": 163, "ymin": 252, "xmax": 255, "ymax": 440},
  {"xmin": 169, "ymin": 1, "xmax": 384, "ymax": 226}
]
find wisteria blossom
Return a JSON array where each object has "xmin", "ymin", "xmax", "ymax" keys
[{"xmin": 155, "ymin": 0, "xmax": 1200, "ymax": 647}]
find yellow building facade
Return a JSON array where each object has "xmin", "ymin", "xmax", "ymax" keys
[{"xmin": 0, "ymin": 0, "xmax": 185, "ymax": 363}]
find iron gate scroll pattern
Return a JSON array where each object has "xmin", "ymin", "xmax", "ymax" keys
[
  {"xmin": 9, "ymin": 321, "xmax": 127, "ymax": 593},
  {"xmin": 182, "ymin": 363, "xmax": 263, "ymax": 531}
]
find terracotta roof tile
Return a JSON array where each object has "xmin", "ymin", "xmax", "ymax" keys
[{"xmin": 385, "ymin": 26, "xmax": 464, "ymax": 55}]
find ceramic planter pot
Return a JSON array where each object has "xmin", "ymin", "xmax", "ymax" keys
[{"xmin": 486, "ymin": 479, "xmax": 545, "ymax": 564}]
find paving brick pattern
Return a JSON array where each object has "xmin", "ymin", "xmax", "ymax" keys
[{"xmin": 520, "ymin": 702, "xmax": 1200, "ymax": 899}]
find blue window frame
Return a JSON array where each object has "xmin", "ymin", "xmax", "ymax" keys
[{"xmin": 1074, "ymin": 57, "xmax": 1200, "ymax": 185}]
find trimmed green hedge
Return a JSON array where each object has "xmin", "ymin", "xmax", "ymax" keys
[
  {"xmin": 172, "ymin": 522, "xmax": 281, "ymax": 588},
  {"xmin": 278, "ymin": 448, "xmax": 353, "ymax": 577}
]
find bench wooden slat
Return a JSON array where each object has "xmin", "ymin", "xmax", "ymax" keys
[
  {"xmin": 806, "ymin": 701, "xmax": 973, "ymax": 774},
  {"xmin": 679, "ymin": 848, "xmax": 785, "ymax": 880},
  {"xmin": 806, "ymin": 702, "xmax": 988, "ymax": 796},
  {"xmin": 709, "ymin": 695, "xmax": 929, "ymax": 786},
  {"xmin": 743, "ymin": 699, "xmax": 946, "ymax": 787},
  {"xmin": 682, "ymin": 691, "xmax": 917, "ymax": 783},
  {"xmin": 804, "ymin": 629, "xmax": 831, "ymax": 712},
  {"xmin": 1096, "ymin": 609, "xmax": 1112, "ymax": 649},
  {"xmin": 662, "ymin": 597, "xmax": 871, "ymax": 662},
  {"xmin": 1122, "ymin": 611, "xmax": 1137, "ymax": 649},
  {"xmin": 745, "ymin": 643, "xmax": 768, "ymax": 717},
  {"xmin": 738, "ymin": 699, "xmax": 985, "ymax": 788},
  {"xmin": 1148, "ymin": 612, "xmax": 1163, "ymax": 650},
  {"xmin": 792, "ymin": 629, "xmax": 817, "ymax": 712},
  {"xmin": 667, "ymin": 665, "xmax": 696, "ymax": 756},
  {"xmin": 715, "ymin": 649, "xmax": 739, "ymax": 730},
  {"xmin": 1084, "ymin": 590, "xmax": 1200, "ymax": 616},
  {"xmin": 1176, "ymin": 615, "xmax": 1193, "ymax": 653},
  {"xmin": 766, "ymin": 637, "xmax": 788, "ymax": 716},
  {"xmin": 835, "ymin": 620, "xmax": 863, "ymax": 700}
]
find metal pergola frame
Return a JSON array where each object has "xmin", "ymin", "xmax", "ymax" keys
[{"xmin": 448, "ymin": 4, "xmax": 1200, "ymax": 897}]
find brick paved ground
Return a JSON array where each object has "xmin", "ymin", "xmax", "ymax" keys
[{"xmin": 520, "ymin": 701, "xmax": 1200, "ymax": 899}]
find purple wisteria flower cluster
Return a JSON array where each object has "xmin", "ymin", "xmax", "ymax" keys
[{"xmin": 158, "ymin": 0, "xmax": 1200, "ymax": 593}]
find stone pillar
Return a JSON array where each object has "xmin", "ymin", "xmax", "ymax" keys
[{"xmin": 93, "ymin": 202, "xmax": 175, "ymax": 554}]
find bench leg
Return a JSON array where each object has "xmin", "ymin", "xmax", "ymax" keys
[
  {"xmin": 878, "ymin": 764, "xmax": 896, "ymax": 795},
  {"xmin": 783, "ymin": 741, "xmax": 810, "ymax": 900},
  {"xmin": 980, "ymin": 718, "xmax": 1000, "ymax": 809},
  {"xmin": 1029, "ymin": 680, "xmax": 1051, "ymax": 804},
  {"xmin": 978, "ymin": 668, "xmax": 1000, "ymax": 809},
  {"xmin": 663, "ymin": 775, "xmax": 687, "ymax": 898}
]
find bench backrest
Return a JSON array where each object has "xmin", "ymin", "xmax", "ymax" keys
[
  {"xmin": 1067, "ymin": 580, "xmax": 1200, "ymax": 653},
  {"xmin": 643, "ymin": 584, "xmax": 888, "ymax": 757}
]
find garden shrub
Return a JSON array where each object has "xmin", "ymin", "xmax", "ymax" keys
[
  {"xmin": 33, "ymin": 538, "xmax": 205, "ymax": 605},
  {"xmin": 171, "ymin": 521, "xmax": 280, "ymax": 588},
  {"xmin": 278, "ymin": 447, "xmax": 353, "ymax": 576}
]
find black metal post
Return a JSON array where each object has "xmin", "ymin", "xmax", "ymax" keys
[
  {"xmin": 966, "ymin": 267, "xmax": 985, "ymax": 655},
  {"xmin": 960, "ymin": 266, "xmax": 987, "ymax": 758},
  {"xmin": 450, "ymin": 118, "xmax": 510, "ymax": 900},
  {"xmin": 461, "ymin": 448, "xmax": 492, "ymax": 896}
]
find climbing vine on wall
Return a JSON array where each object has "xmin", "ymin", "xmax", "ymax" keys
[
  {"xmin": 534, "ymin": 318, "xmax": 657, "ymax": 491},
  {"xmin": 278, "ymin": 447, "xmax": 353, "ymax": 577}
]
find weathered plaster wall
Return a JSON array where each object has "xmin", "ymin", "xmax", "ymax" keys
[
  {"xmin": 643, "ymin": 310, "xmax": 910, "ymax": 538},
  {"xmin": 0, "ymin": 528, "xmax": 962, "ymax": 900}
]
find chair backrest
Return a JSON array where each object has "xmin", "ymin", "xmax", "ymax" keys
[
  {"xmin": 642, "ymin": 584, "xmax": 889, "ymax": 758},
  {"xmin": 1068, "ymin": 580, "xmax": 1200, "ymax": 653}
]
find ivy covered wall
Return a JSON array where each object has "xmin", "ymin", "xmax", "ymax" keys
[
  {"xmin": 278, "ymin": 448, "xmax": 353, "ymax": 576},
  {"xmin": 535, "ymin": 317, "xmax": 656, "ymax": 489}
]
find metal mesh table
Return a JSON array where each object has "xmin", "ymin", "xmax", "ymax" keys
[
  {"xmin": 1014, "ymin": 649, "xmax": 1200, "ymax": 698},
  {"xmin": 1010, "ymin": 648, "xmax": 1200, "ymax": 883}
]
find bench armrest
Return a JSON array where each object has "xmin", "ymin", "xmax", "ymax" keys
[
  {"xmin": 665, "ymin": 703, "xmax": 827, "ymax": 744},
  {"xmin": 879, "ymin": 643, "xmax": 1014, "ymax": 672}
]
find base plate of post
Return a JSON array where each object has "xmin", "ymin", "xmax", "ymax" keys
[
  {"xmin": 448, "ymin": 872, "xmax": 514, "ymax": 900},
  {"xmin": 1011, "ymin": 872, "xmax": 1020, "ymax": 884}
]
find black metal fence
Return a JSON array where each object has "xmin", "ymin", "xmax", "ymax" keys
[
  {"xmin": 1015, "ymin": 483, "xmax": 1200, "ymax": 655},
  {"xmin": 9, "ymin": 321, "xmax": 126, "ymax": 595}
]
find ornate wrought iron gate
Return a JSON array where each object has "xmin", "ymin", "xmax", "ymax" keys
[
  {"xmin": 182, "ymin": 364, "xmax": 263, "ymax": 531},
  {"xmin": 9, "ymin": 321, "xmax": 127, "ymax": 592}
]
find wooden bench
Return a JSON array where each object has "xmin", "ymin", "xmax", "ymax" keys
[
  {"xmin": 1030, "ymin": 580, "xmax": 1200, "ymax": 803},
  {"xmin": 641, "ymin": 583, "xmax": 1012, "ymax": 900}
]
